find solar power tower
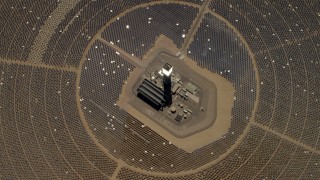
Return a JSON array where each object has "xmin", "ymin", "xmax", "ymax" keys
[{"xmin": 162, "ymin": 63, "xmax": 173, "ymax": 106}]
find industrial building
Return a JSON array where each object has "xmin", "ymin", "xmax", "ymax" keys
[{"xmin": 137, "ymin": 79, "xmax": 165, "ymax": 110}]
